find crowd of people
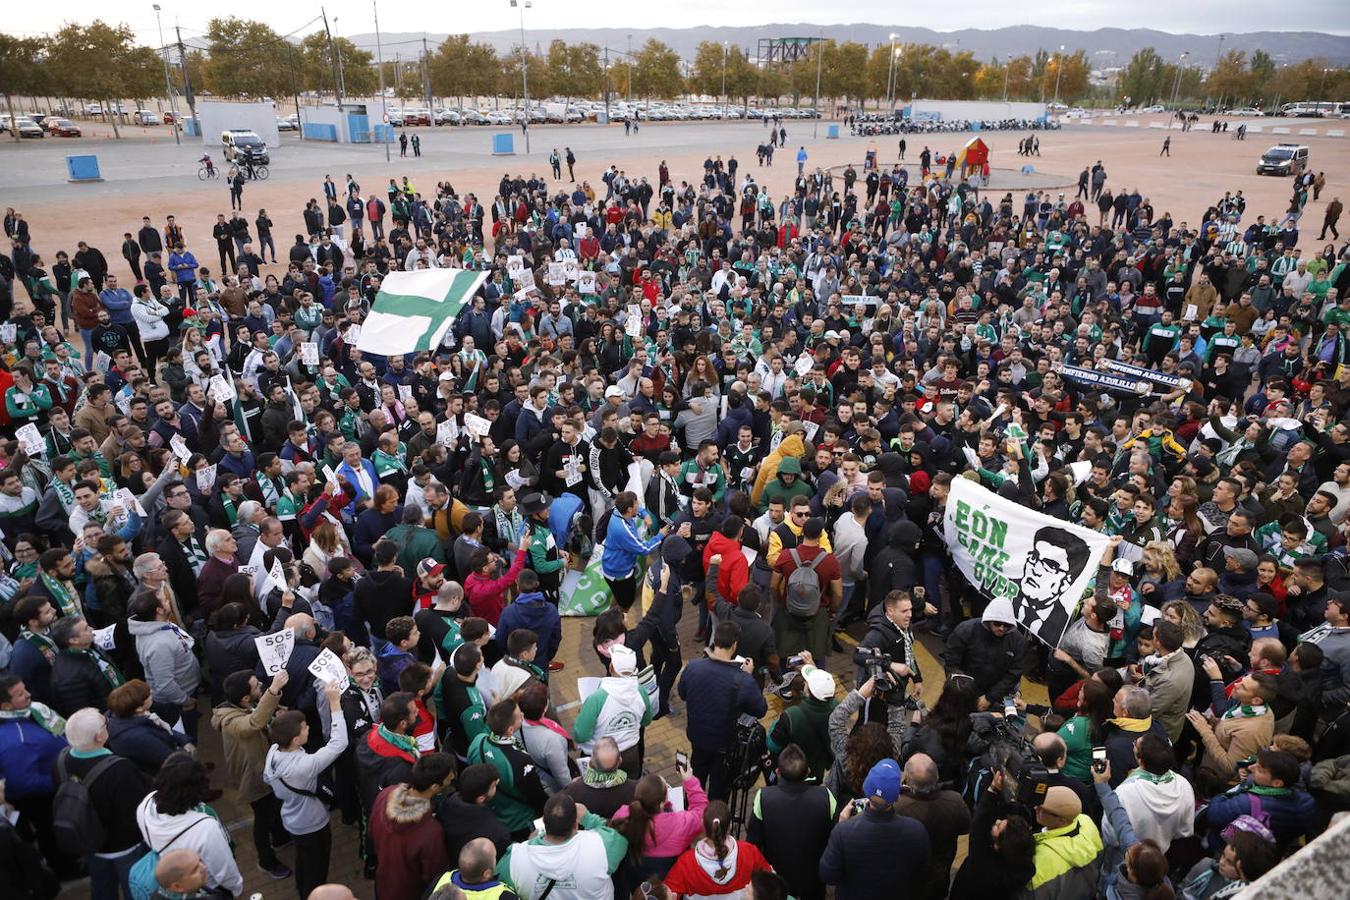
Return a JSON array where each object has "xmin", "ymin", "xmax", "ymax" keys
[{"xmin": 0, "ymin": 121, "xmax": 1348, "ymax": 900}]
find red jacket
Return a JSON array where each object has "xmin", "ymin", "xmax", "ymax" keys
[
  {"xmin": 464, "ymin": 550, "xmax": 526, "ymax": 625},
  {"xmin": 368, "ymin": 784, "xmax": 449, "ymax": 900},
  {"xmin": 704, "ymin": 531, "xmax": 748, "ymax": 608},
  {"xmin": 663, "ymin": 838, "xmax": 771, "ymax": 897}
]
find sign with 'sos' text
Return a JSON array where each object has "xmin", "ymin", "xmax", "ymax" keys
[{"xmin": 942, "ymin": 477, "xmax": 1109, "ymax": 647}]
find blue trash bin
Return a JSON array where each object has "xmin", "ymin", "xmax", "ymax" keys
[
  {"xmin": 492, "ymin": 133, "xmax": 515, "ymax": 155},
  {"xmin": 826, "ymin": 124, "xmax": 840, "ymax": 139}
]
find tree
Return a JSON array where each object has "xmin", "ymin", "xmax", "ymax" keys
[
  {"xmin": 431, "ymin": 34, "xmax": 501, "ymax": 108},
  {"xmin": 546, "ymin": 40, "xmax": 602, "ymax": 102},
  {"xmin": 756, "ymin": 66, "xmax": 789, "ymax": 104},
  {"xmin": 825, "ymin": 41, "xmax": 869, "ymax": 108},
  {"xmin": 204, "ymin": 18, "xmax": 294, "ymax": 99},
  {"xmin": 1249, "ymin": 50, "xmax": 1276, "ymax": 103},
  {"xmin": 631, "ymin": 39, "xmax": 682, "ymax": 100},
  {"xmin": 1207, "ymin": 49, "xmax": 1254, "ymax": 105},
  {"xmin": 723, "ymin": 47, "xmax": 757, "ymax": 108},
  {"xmin": 499, "ymin": 46, "xmax": 550, "ymax": 101},
  {"xmin": 1041, "ymin": 50, "xmax": 1090, "ymax": 103},
  {"xmin": 0, "ymin": 33, "xmax": 43, "ymax": 142},
  {"xmin": 46, "ymin": 21, "xmax": 161, "ymax": 138},
  {"xmin": 688, "ymin": 40, "xmax": 728, "ymax": 98},
  {"xmin": 1119, "ymin": 48, "xmax": 1169, "ymax": 105}
]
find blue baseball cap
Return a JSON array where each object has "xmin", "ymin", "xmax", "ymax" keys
[{"xmin": 863, "ymin": 759, "xmax": 902, "ymax": 804}]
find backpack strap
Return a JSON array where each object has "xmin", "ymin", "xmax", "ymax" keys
[
  {"xmin": 789, "ymin": 548, "xmax": 802, "ymax": 569},
  {"xmin": 57, "ymin": 748, "xmax": 120, "ymax": 789},
  {"xmin": 154, "ymin": 815, "xmax": 210, "ymax": 854}
]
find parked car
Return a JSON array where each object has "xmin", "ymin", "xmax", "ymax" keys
[
  {"xmin": 221, "ymin": 129, "xmax": 270, "ymax": 165},
  {"xmin": 276, "ymin": 117, "xmax": 297, "ymax": 132},
  {"xmin": 435, "ymin": 109, "xmax": 461, "ymax": 125},
  {"xmin": 1139, "ymin": 104, "xmax": 1166, "ymax": 114},
  {"xmin": 403, "ymin": 108, "xmax": 431, "ymax": 125},
  {"xmin": 47, "ymin": 118, "xmax": 82, "ymax": 137},
  {"xmin": 386, "ymin": 109, "xmax": 404, "ymax": 126},
  {"xmin": 84, "ymin": 102, "xmax": 103, "ymax": 115},
  {"xmin": 12, "ymin": 117, "xmax": 44, "ymax": 138},
  {"xmin": 1227, "ymin": 107, "xmax": 1264, "ymax": 117},
  {"xmin": 460, "ymin": 110, "xmax": 489, "ymax": 125},
  {"xmin": 133, "ymin": 110, "xmax": 161, "ymax": 125},
  {"xmin": 1257, "ymin": 143, "xmax": 1309, "ymax": 176}
]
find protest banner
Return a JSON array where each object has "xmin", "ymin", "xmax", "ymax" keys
[
  {"xmin": 1058, "ymin": 364, "xmax": 1152, "ymax": 396},
  {"xmin": 943, "ymin": 477, "xmax": 1110, "ymax": 647},
  {"xmin": 195, "ymin": 463, "xmax": 217, "ymax": 493},
  {"xmin": 300, "ymin": 342, "xmax": 320, "ymax": 366},
  {"xmin": 170, "ymin": 434, "xmax": 192, "ymax": 462},
  {"xmin": 307, "ymin": 648, "xmax": 348, "ymax": 687},
  {"xmin": 464, "ymin": 413, "xmax": 491, "ymax": 438},
  {"xmin": 578, "ymin": 272, "xmax": 597, "ymax": 294},
  {"xmin": 1099, "ymin": 358, "xmax": 1192, "ymax": 391},
  {"xmin": 547, "ymin": 262, "xmax": 566, "ymax": 285},
  {"xmin": 16, "ymin": 423, "xmax": 46, "ymax": 458}
]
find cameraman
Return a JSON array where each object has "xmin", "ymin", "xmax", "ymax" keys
[{"xmin": 853, "ymin": 589, "xmax": 922, "ymax": 723}]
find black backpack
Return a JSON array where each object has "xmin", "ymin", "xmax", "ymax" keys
[{"xmin": 53, "ymin": 748, "xmax": 119, "ymax": 848}]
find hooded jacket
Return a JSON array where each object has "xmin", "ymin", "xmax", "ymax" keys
[
  {"xmin": 369, "ymin": 784, "xmax": 450, "ymax": 900},
  {"xmin": 943, "ymin": 617, "xmax": 1029, "ymax": 704},
  {"xmin": 497, "ymin": 591, "xmax": 563, "ymax": 663},
  {"xmin": 866, "ymin": 520, "xmax": 921, "ymax": 609},
  {"xmin": 761, "ymin": 454, "xmax": 814, "ymax": 510},
  {"xmin": 1107, "ymin": 771, "xmax": 1195, "ymax": 852},
  {"xmin": 356, "ymin": 726, "xmax": 418, "ymax": 813},
  {"xmin": 136, "ymin": 795, "xmax": 242, "ymax": 896},
  {"xmin": 127, "ymin": 617, "xmax": 201, "ymax": 707},
  {"xmin": 499, "ymin": 812, "xmax": 627, "ymax": 900},
  {"xmin": 1027, "ymin": 813, "xmax": 1103, "ymax": 900},
  {"xmin": 751, "ymin": 433, "xmax": 806, "ymax": 507},
  {"xmin": 664, "ymin": 836, "xmax": 773, "ymax": 898},
  {"xmin": 572, "ymin": 673, "xmax": 653, "ymax": 754}
]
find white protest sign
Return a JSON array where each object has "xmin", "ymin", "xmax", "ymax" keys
[
  {"xmin": 0, "ymin": 323, "xmax": 16, "ymax": 345},
  {"xmin": 546, "ymin": 262, "xmax": 566, "ymax": 286},
  {"xmin": 626, "ymin": 304, "xmax": 644, "ymax": 338},
  {"xmin": 794, "ymin": 353, "xmax": 815, "ymax": 376},
  {"xmin": 564, "ymin": 260, "xmax": 580, "ymax": 282},
  {"xmin": 117, "ymin": 487, "xmax": 147, "ymax": 518},
  {"xmin": 114, "ymin": 392, "xmax": 132, "ymax": 416},
  {"xmin": 322, "ymin": 464, "xmax": 339, "ymax": 487},
  {"xmin": 507, "ymin": 255, "xmax": 526, "ymax": 277},
  {"xmin": 307, "ymin": 648, "xmax": 347, "ymax": 687},
  {"xmin": 578, "ymin": 272, "xmax": 597, "ymax": 294},
  {"xmin": 517, "ymin": 268, "xmax": 536, "ymax": 290},
  {"xmin": 943, "ymin": 477, "xmax": 1110, "ymax": 648},
  {"xmin": 300, "ymin": 342, "xmax": 320, "ymax": 366},
  {"xmin": 464, "ymin": 413, "xmax": 491, "ymax": 438},
  {"xmin": 264, "ymin": 555, "xmax": 287, "ymax": 595},
  {"xmin": 208, "ymin": 375, "xmax": 236, "ymax": 405},
  {"xmin": 195, "ymin": 463, "xmax": 217, "ymax": 493},
  {"xmin": 16, "ymin": 423, "xmax": 45, "ymax": 458},
  {"xmin": 170, "ymin": 434, "xmax": 192, "ymax": 462},
  {"xmin": 437, "ymin": 418, "xmax": 459, "ymax": 447},
  {"xmin": 93, "ymin": 624, "xmax": 118, "ymax": 651},
  {"xmin": 398, "ymin": 384, "xmax": 414, "ymax": 403},
  {"xmin": 255, "ymin": 629, "xmax": 296, "ymax": 676}
]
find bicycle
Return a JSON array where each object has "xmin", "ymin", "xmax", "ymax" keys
[
  {"xmin": 197, "ymin": 165, "xmax": 218, "ymax": 180},
  {"xmin": 251, "ymin": 165, "xmax": 269, "ymax": 181}
]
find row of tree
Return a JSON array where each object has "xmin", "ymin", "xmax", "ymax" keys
[{"xmin": 4, "ymin": 19, "xmax": 1349, "ymax": 132}]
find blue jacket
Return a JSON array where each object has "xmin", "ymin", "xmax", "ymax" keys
[
  {"xmin": 676, "ymin": 655, "xmax": 767, "ymax": 751},
  {"xmin": 819, "ymin": 807, "xmax": 932, "ymax": 900},
  {"xmin": 1206, "ymin": 781, "xmax": 1316, "ymax": 847},
  {"xmin": 601, "ymin": 513, "xmax": 663, "ymax": 580},
  {"xmin": 513, "ymin": 404, "xmax": 553, "ymax": 453},
  {"xmin": 8, "ymin": 638, "xmax": 55, "ymax": 706},
  {"xmin": 106, "ymin": 714, "xmax": 191, "ymax": 773},
  {"xmin": 0, "ymin": 715, "xmax": 67, "ymax": 799},
  {"xmin": 716, "ymin": 402, "xmax": 753, "ymax": 448},
  {"xmin": 377, "ymin": 643, "xmax": 417, "ymax": 695},
  {"xmin": 99, "ymin": 287, "xmax": 134, "ymax": 324},
  {"xmin": 218, "ymin": 448, "xmax": 256, "ymax": 478},
  {"xmin": 497, "ymin": 592, "xmax": 563, "ymax": 663}
]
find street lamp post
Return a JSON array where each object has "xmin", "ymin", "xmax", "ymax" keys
[
  {"xmin": 373, "ymin": 0, "xmax": 389, "ymax": 161},
  {"xmin": 510, "ymin": 0, "xmax": 531, "ymax": 154},
  {"xmin": 332, "ymin": 18, "xmax": 347, "ymax": 100},
  {"xmin": 812, "ymin": 31, "xmax": 823, "ymax": 139},
  {"xmin": 1052, "ymin": 44, "xmax": 1065, "ymax": 106},
  {"xmin": 152, "ymin": 4, "xmax": 180, "ymax": 145},
  {"xmin": 1002, "ymin": 53, "xmax": 1012, "ymax": 101},
  {"xmin": 886, "ymin": 33, "xmax": 898, "ymax": 109},
  {"xmin": 1171, "ymin": 51, "xmax": 1189, "ymax": 113},
  {"xmin": 721, "ymin": 41, "xmax": 728, "ymax": 118}
]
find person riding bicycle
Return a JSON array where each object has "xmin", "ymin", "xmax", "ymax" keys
[
  {"xmin": 200, "ymin": 153, "xmax": 215, "ymax": 176},
  {"xmin": 242, "ymin": 154, "xmax": 257, "ymax": 180}
]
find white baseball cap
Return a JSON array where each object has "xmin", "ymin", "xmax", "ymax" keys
[
  {"xmin": 805, "ymin": 667, "xmax": 837, "ymax": 701},
  {"xmin": 609, "ymin": 644, "xmax": 638, "ymax": 676}
]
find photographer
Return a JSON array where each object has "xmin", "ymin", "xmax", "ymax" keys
[
  {"xmin": 826, "ymin": 675, "xmax": 908, "ymax": 803},
  {"xmin": 853, "ymin": 590, "xmax": 922, "ymax": 724},
  {"xmin": 1091, "ymin": 759, "xmax": 1177, "ymax": 900},
  {"xmin": 819, "ymin": 759, "xmax": 932, "ymax": 900},
  {"xmin": 767, "ymin": 655, "xmax": 838, "ymax": 781},
  {"xmin": 1092, "ymin": 733, "xmax": 1194, "ymax": 886},
  {"xmin": 948, "ymin": 770, "xmax": 1036, "ymax": 900}
]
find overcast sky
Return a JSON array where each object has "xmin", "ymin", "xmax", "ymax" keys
[{"xmin": 9, "ymin": 2, "xmax": 1349, "ymax": 42}]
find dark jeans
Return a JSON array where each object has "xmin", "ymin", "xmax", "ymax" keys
[
  {"xmin": 292, "ymin": 824, "xmax": 331, "ymax": 900},
  {"xmin": 251, "ymin": 793, "xmax": 290, "ymax": 868},
  {"xmin": 605, "ymin": 573, "xmax": 637, "ymax": 611},
  {"xmin": 259, "ymin": 233, "xmax": 276, "ymax": 261},
  {"xmin": 691, "ymin": 744, "xmax": 734, "ymax": 802},
  {"xmin": 88, "ymin": 847, "xmax": 142, "ymax": 900}
]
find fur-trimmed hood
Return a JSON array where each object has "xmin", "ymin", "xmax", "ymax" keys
[{"xmin": 381, "ymin": 783, "xmax": 433, "ymax": 826}]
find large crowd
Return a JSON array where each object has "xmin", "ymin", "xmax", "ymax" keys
[{"xmin": 0, "ymin": 127, "xmax": 1347, "ymax": 900}]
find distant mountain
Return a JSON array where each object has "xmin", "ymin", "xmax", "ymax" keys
[{"xmin": 347, "ymin": 24, "xmax": 1350, "ymax": 67}]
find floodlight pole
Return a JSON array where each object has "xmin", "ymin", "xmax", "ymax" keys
[
  {"xmin": 374, "ymin": 0, "xmax": 389, "ymax": 160},
  {"xmin": 153, "ymin": 5, "xmax": 180, "ymax": 145},
  {"xmin": 812, "ymin": 32, "xmax": 823, "ymax": 139}
]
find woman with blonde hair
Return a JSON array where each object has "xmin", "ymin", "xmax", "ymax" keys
[
  {"xmin": 1161, "ymin": 600, "xmax": 1206, "ymax": 649},
  {"xmin": 1140, "ymin": 540, "xmax": 1185, "ymax": 605},
  {"xmin": 303, "ymin": 517, "xmax": 353, "ymax": 575}
]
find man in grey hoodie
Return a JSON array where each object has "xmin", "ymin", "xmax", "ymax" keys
[{"xmin": 127, "ymin": 588, "xmax": 202, "ymax": 740}]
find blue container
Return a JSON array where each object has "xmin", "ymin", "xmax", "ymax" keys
[
  {"xmin": 66, "ymin": 155, "xmax": 102, "ymax": 182},
  {"xmin": 492, "ymin": 133, "xmax": 515, "ymax": 155},
  {"xmin": 826, "ymin": 124, "xmax": 840, "ymax": 139}
]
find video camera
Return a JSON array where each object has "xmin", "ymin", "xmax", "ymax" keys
[
  {"xmin": 966, "ymin": 711, "xmax": 1052, "ymax": 810},
  {"xmin": 855, "ymin": 645, "xmax": 898, "ymax": 695}
]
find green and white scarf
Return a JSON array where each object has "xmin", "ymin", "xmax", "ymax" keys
[
  {"xmin": 40, "ymin": 572, "xmax": 82, "ymax": 618},
  {"xmin": 52, "ymin": 477, "xmax": 76, "ymax": 513},
  {"xmin": 377, "ymin": 724, "xmax": 421, "ymax": 760},
  {"xmin": 0, "ymin": 700, "xmax": 65, "ymax": 736},
  {"xmin": 1222, "ymin": 702, "xmax": 1267, "ymax": 720}
]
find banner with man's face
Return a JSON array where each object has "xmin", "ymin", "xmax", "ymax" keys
[{"xmin": 943, "ymin": 477, "xmax": 1110, "ymax": 647}]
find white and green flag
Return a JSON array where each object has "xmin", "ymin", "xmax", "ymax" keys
[{"xmin": 355, "ymin": 269, "xmax": 487, "ymax": 356}]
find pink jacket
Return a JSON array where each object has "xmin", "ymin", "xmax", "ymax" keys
[{"xmin": 612, "ymin": 775, "xmax": 709, "ymax": 858}]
